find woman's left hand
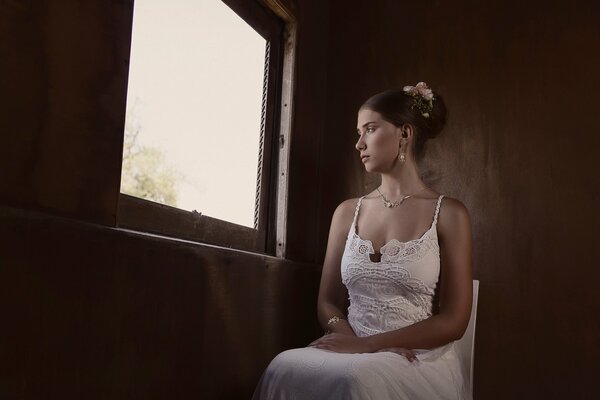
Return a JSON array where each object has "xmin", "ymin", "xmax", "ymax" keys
[{"xmin": 308, "ymin": 333, "xmax": 372, "ymax": 353}]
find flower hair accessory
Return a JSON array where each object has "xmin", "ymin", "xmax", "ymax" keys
[{"xmin": 403, "ymin": 81, "xmax": 435, "ymax": 118}]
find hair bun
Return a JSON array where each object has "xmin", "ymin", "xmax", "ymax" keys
[{"xmin": 421, "ymin": 91, "xmax": 447, "ymax": 140}]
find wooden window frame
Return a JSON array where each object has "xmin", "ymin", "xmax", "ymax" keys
[{"xmin": 117, "ymin": 0, "xmax": 293, "ymax": 255}]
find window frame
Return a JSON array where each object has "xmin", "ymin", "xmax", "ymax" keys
[{"xmin": 117, "ymin": 0, "xmax": 293, "ymax": 255}]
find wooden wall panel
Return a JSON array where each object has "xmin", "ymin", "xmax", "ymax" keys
[
  {"xmin": 284, "ymin": 0, "xmax": 330, "ymax": 262},
  {"xmin": 0, "ymin": 207, "xmax": 320, "ymax": 399},
  {"xmin": 0, "ymin": 1, "xmax": 133, "ymax": 225}
]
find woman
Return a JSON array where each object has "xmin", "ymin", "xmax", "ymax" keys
[{"xmin": 253, "ymin": 82, "xmax": 473, "ymax": 400}]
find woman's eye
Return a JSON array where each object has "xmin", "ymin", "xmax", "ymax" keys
[{"xmin": 366, "ymin": 126, "xmax": 375, "ymax": 133}]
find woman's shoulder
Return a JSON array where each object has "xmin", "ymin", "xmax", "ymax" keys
[
  {"xmin": 327, "ymin": 198, "xmax": 362, "ymax": 236},
  {"xmin": 437, "ymin": 195, "xmax": 471, "ymax": 232},
  {"xmin": 331, "ymin": 196, "xmax": 371, "ymax": 224},
  {"xmin": 334, "ymin": 197, "xmax": 361, "ymax": 217},
  {"xmin": 439, "ymin": 195, "xmax": 469, "ymax": 215}
]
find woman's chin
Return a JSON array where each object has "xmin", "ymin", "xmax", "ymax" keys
[{"xmin": 363, "ymin": 163, "xmax": 380, "ymax": 173}]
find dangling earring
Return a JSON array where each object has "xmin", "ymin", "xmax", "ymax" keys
[{"xmin": 398, "ymin": 139, "xmax": 406, "ymax": 163}]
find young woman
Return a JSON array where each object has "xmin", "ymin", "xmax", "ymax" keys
[{"xmin": 253, "ymin": 83, "xmax": 473, "ymax": 400}]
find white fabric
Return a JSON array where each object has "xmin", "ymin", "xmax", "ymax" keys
[
  {"xmin": 253, "ymin": 195, "xmax": 470, "ymax": 400},
  {"xmin": 455, "ymin": 280, "xmax": 479, "ymax": 397}
]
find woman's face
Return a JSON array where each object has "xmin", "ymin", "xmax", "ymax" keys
[{"xmin": 356, "ymin": 108, "xmax": 401, "ymax": 173}]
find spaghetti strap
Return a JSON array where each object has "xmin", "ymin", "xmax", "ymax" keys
[
  {"xmin": 352, "ymin": 196, "xmax": 365, "ymax": 227},
  {"xmin": 432, "ymin": 195, "xmax": 445, "ymax": 226}
]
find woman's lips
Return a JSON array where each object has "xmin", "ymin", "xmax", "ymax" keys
[{"xmin": 361, "ymin": 156, "xmax": 369, "ymax": 163}]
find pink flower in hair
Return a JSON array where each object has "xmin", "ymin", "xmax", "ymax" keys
[
  {"xmin": 402, "ymin": 81, "xmax": 435, "ymax": 118},
  {"xmin": 403, "ymin": 82, "xmax": 434, "ymax": 100},
  {"xmin": 415, "ymin": 82, "xmax": 434, "ymax": 100}
]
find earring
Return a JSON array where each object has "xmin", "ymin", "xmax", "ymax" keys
[
  {"xmin": 398, "ymin": 139, "xmax": 406, "ymax": 163},
  {"xmin": 398, "ymin": 138, "xmax": 407, "ymax": 164}
]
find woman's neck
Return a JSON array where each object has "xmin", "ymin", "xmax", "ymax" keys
[{"xmin": 379, "ymin": 162, "xmax": 425, "ymax": 197}]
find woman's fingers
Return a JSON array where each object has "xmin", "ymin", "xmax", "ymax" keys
[
  {"xmin": 310, "ymin": 338, "xmax": 418, "ymax": 361},
  {"xmin": 314, "ymin": 343, "xmax": 332, "ymax": 350},
  {"xmin": 308, "ymin": 333, "xmax": 331, "ymax": 347},
  {"xmin": 377, "ymin": 347, "xmax": 419, "ymax": 362}
]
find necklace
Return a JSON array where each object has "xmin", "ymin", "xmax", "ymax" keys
[{"xmin": 376, "ymin": 186, "xmax": 426, "ymax": 208}]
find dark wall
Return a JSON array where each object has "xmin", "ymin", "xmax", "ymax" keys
[
  {"xmin": 0, "ymin": 1, "xmax": 131, "ymax": 225},
  {"xmin": 0, "ymin": 0, "xmax": 326, "ymax": 398},
  {"xmin": 0, "ymin": 207, "xmax": 319, "ymax": 399},
  {"xmin": 284, "ymin": 0, "xmax": 330, "ymax": 262},
  {"xmin": 318, "ymin": 0, "xmax": 600, "ymax": 398}
]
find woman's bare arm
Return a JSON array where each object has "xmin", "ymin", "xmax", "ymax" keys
[{"xmin": 316, "ymin": 199, "xmax": 358, "ymax": 336}]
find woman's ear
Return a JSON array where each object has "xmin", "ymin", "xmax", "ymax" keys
[{"xmin": 400, "ymin": 123, "xmax": 414, "ymax": 140}]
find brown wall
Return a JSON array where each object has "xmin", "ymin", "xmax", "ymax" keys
[
  {"xmin": 317, "ymin": 0, "xmax": 600, "ymax": 398},
  {"xmin": 0, "ymin": 206, "xmax": 320, "ymax": 399},
  {"xmin": 0, "ymin": 1, "xmax": 132, "ymax": 225},
  {"xmin": 2, "ymin": 0, "xmax": 600, "ymax": 399}
]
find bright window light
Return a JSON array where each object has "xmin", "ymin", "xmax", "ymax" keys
[{"xmin": 121, "ymin": 0, "xmax": 266, "ymax": 228}]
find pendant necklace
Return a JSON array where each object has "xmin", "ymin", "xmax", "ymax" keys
[{"xmin": 376, "ymin": 186, "xmax": 427, "ymax": 208}]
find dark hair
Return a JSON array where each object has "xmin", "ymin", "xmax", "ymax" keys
[{"xmin": 360, "ymin": 89, "xmax": 447, "ymax": 158}]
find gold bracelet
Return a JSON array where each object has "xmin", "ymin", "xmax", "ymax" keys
[{"xmin": 325, "ymin": 316, "xmax": 345, "ymax": 334}]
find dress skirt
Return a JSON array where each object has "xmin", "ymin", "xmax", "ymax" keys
[{"xmin": 252, "ymin": 341, "xmax": 470, "ymax": 400}]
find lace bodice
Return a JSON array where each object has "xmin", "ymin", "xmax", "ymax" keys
[{"xmin": 341, "ymin": 195, "xmax": 445, "ymax": 337}]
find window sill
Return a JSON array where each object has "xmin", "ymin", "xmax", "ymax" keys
[{"xmin": 117, "ymin": 194, "xmax": 268, "ymax": 255}]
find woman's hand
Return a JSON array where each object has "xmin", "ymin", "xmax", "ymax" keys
[
  {"xmin": 376, "ymin": 347, "xmax": 419, "ymax": 363},
  {"xmin": 308, "ymin": 333, "xmax": 372, "ymax": 354},
  {"xmin": 308, "ymin": 334, "xmax": 419, "ymax": 362}
]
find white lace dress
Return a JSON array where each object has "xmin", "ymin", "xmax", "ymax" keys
[{"xmin": 253, "ymin": 195, "xmax": 470, "ymax": 400}]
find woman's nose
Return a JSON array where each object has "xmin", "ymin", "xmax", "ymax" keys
[{"xmin": 355, "ymin": 134, "xmax": 365, "ymax": 151}]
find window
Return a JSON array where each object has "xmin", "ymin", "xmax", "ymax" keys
[{"xmin": 118, "ymin": 0, "xmax": 295, "ymax": 255}]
